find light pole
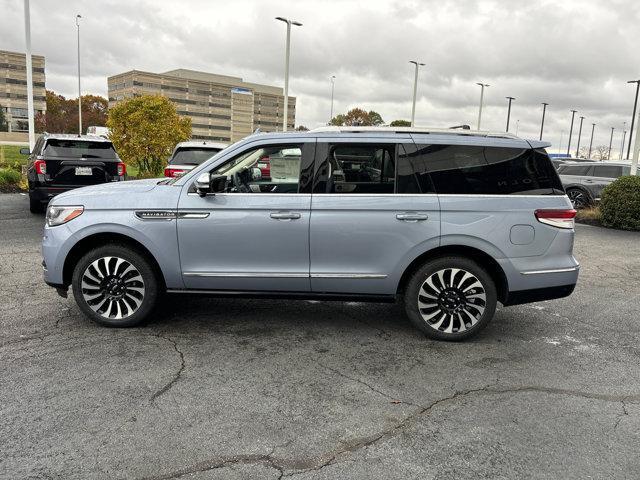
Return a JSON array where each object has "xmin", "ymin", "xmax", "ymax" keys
[
  {"xmin": 76, "ymin": 14, "xmax": 82, "ymax": 135},
  {"xmin": 329, "ymin": 75, "xmax": 336, "ymax": 122},
  {"xmin": 588, "ymin": 123, "xmax": 595, "ymax": 158},
  {"xmin": 409, "ymin": 61, "xmax": 425, "ymax": 127},
  {"xmin": 275, "ymin": 17, "xmax": 302, "ymax": 132},
  {"xmin": 559, "ymin": 131, "xmax": 564, "ymax": 154},
  {"xmin": 567, "ymin": 110, "xmax": 577, "ymax": 156},
  {"xmin": 632, "ymin": 110, "xmax": 640, "ymax": 175},
  {"xmin": 505, "ymin": 96, "xmax": 515, "ymax": 132},
  {"xmin": 540, "ymin": 102, "xmax": 548, "ymax": 140},
  {"xmin": 620, "ymin": 124, "xmax": 627, "ymax": 160},
  {"xmin": 575, "ymin": 116, "xmax": 585, "ymax": 157},
  {"xmin": 626, "ymin": 79, "xmax": 640, "ymax": 159},
  {"xmin": 23, "ymin": 0, "xmax": 35, "ymax": 151},
  {"xmin": 476, "ymin": 82, "xmax": 489, "ymax": 130},
  {"xmin": 608, "ymin": 127, "xmax": 614, "ymax": 161},
  {"xmin": 515, "ymin": 119, "xmax": 520, "ymax": 136}
]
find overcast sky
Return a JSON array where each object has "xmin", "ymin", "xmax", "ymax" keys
[{"xmin": 2, "ymin": 0, "xmax": 640, "ymax": 154}]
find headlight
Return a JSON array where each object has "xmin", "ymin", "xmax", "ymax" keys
[{"xmin": 46, "ymin": 205, "xmax": 84, "ymax": 227}]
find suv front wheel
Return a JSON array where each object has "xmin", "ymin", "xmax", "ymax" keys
[
  {"xmin": 404, "ymin": 257, "xmax": 497, "ymax": 341},
  {"xmin": 72, "ymin": 245, "xmax": 158, "ymax": 327}
]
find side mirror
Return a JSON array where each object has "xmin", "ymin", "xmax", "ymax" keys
[
  {"xmin": 20, "ymin": 148, "xmax": 30, "ymax": 155},
  {"xmin": 210, "ymin": 174, "xmax": 228, "ymax": 193},
  {"xmin": 194, "ymin": 173, "xmax": 211, "ymax": 197}
]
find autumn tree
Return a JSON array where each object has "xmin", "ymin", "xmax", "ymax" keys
[
  {"xmin": 36, "ymin": 90, "xmax": 108, "ymax": 133},
  {"xmin": 328, "ymin": 108, "xmax": 384, "ymax": 126},
  {"xmin": 390, "ymin": 119, "xmax": 411, "ymax": 127},
  {"xmin": 107, "ymin": 95, "xmax": 191, "ymax": 177},
  {"xmin": 0, "ymin": 107, "xmax": 8, "ymax": 132}
]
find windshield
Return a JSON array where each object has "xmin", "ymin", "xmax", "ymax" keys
[
  {"xmin": 169, "ymin": 147, "xmax": 222, "ymax": 166},
  {"xmin": 43, "ymin": 139, "xmax": 118, "ymax": 159}
]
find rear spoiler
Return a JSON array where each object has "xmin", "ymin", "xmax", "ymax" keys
[{"xmin": 527, "ymin": 140, "xmax": 552, "ymax": 149}]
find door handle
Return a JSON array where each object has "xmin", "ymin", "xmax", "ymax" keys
[
  {"xmin": 270, "ymin": 212, "xmax": 301, "ymax": 220},
  {"xmin": 396, "ymin": 213, "xmax": 428, "ymax": 222}
]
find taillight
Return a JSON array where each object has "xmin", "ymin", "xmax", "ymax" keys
[
  {"xmin": 164, "ymin": 167, "xmax": 185, "ymax": 178},
  {"xmin": 535, "ymin": 209, "xmax": 577, "ymax": 229},
  {"xmin": 34, "ymin": 159, "xmax": 46, "ymax": 175},
  {"xmin": 117, "ymin": 162, "xmax": 126, "ymax": 176}
]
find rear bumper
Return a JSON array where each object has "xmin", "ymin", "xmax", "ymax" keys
[
  {"xmin": 503, "ymin": 283, "xmax": 576, "ymax": 306},
  {"xmin": 30, "ymin": 185, "xmax": 82, "ymax": 202}
]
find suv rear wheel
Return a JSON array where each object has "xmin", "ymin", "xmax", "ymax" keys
[
  {"xmin": 566, "ymin": 187, "xmax": 591, "ymax": 209},
  {"xmin": 71, "ymin": 245, "xmax": 158, "ymax": 327},
  {"xmin": 404, "ymin": 257, "xmax": 497, "ymax": 341}
]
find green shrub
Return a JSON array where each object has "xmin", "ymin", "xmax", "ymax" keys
[
  {"xmin": 600, "ymin": 175, "xmax": 640, "ymax": 231},
  {"xmin": 0, "ymin": 168, "xmax": 21, "ymax": 186}
]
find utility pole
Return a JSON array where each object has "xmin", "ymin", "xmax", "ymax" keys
[
  {"xmin": 76, "ymin": 14, "xmax": 82, "ymax": 135},
  {"xmin": 588, "ymin": 123, "xmax": 595, "ymax": 158},
  {"xmin": 505, "ymin": 96, "xmax": 515, "ymax": 132},
  {"xmin": 23, "ymin": 0, "xmax": 35, "ymax": 151},
  {"xmin": 275, "ymin": 17, "xmax": 302, "ymax": 132},
  {"xmin": 621, "ymin": 127, "xmax": 627, "ymax": 160},
  {"xmin": 567, "ymin": 110, "xmax": 577, "ymax": 156},
  {"xmin": 575, "ymin": 116, "xmax": 585, "ymax": 158},
  {"xmin": 608, "ymin": 127, "xmax": 614, "ymax": 161},
  {"xmin": 626, "ymin": 79, "xmax": 640, "ymax": 159},
  {"xmin": 476, "ymin": 83, "xmax": 489, "ymax": 130},
  {"xmin": 329, "ymin": 75, "xmax": 335, "ymax": 122},
  {"xmin": 540, "ymin": 102, "xmax": 548, "ymax": 140},
  {"xmin": 409, "ymin": 61, "xmax": 425, "ymax": 127}
]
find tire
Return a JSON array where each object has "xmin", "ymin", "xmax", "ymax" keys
[
  {"xmin": 71, "ymin": 244, "xmax": 159, "ymax": 327},
  {"xmin": 566, "ymin": 187, "xmax": 591, "ymax": 209},
  {"xmin": 404, "ymin": 256, "xmax": 497, "ymax": 341},
  {"xmin": 29, "ymin": 194, "xmax": 44, "ymax": 214}
]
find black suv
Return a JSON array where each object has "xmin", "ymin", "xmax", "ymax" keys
[{"xmin": 24, "ymin": 134, "xmax": 126, "ymax": 213}]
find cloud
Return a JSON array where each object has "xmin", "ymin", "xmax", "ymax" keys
[{"xmin": 1, "ymin": 0, "xmax": 639, "ymax": 154}]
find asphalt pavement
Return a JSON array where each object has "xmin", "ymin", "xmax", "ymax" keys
[{"xmin": 1, "ymin": 192, "xmax": 639, "ymax": 479}]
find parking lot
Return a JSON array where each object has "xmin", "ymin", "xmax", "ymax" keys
[{"xmin": 1, "ymin": 192, "xmax": 639, "ymax": 479}]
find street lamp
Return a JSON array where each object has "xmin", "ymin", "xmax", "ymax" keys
[
  {"xmin": 76, "ymin": 14, "xmax": 82, "ymax": 135},
  {"xmin": 505, "ymin": 96, "xmax": 515, "ymax": 132},
  {"xmin": 587, "ymin": 123, "xmax": 595, "ymax": 158},
  {"xmin": 275, "ymin": 16, "xmax": 302, "ymax": 132},
  {"xmin": 575, "ymin": 116, "xmax": 585, "ymax": 158},
  {"xmin": 476, "ymin": 82, "xmax": 489, "ymax": 130},
  {"xmin": 620, "ymin": 123, "xmax": 627, "ymax": 160},
  {"xmin": 409, "ymin": 61, "xmax": 425, "ymax": 127},
  {"xmin": 567, "ymin": 110, "xmax": 577, "ymax": 156},
  {"xmin": 608, "ymin": 127, "xmax": 615, "ymax": 161},
  {"xmin": 626, "ymin": 79, "xmax": 640, "ymax": 159},
  {"xmin": 329, "ymin": 75, "xmax": 336, "ymax": 122},
  {"xmin": 23, "ymin": 0, "xmax": 35, "ymax": 151},
  {"xmin": 540, "ymin": 102, "xmax": 548, "ymax": 140}
]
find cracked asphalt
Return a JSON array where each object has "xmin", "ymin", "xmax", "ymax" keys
[{"xmin": 1, "ymin": 192, "xmax": 640, "ymax": 479}]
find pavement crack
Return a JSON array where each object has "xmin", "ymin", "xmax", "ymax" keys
[
  {"xmin": 614, "ymin": 399, "xmax": 629, "ymax": 430},
  {"xmin": 149, "ymin": 333, "xmax": 185, "ymax": 404}
]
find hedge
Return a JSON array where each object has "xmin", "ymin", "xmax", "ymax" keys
[
  {"xmin": 0, "ymin": 168, "xmax": 21, "ymax": 187},
  {"xmin": 600, "ymin": 175, "xmax": 640, "ymax": 231}
]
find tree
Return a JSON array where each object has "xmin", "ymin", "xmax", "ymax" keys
[
  {"xmin": 295, "ymin": 125, "xmax": 309, "ymax": 131},
  {"xmin": 592, "ymin": 145, "xmax": 610, "ymax": 161},
  {"xmin": 577, "ymin": 146, "xmax": 590, "ymax": 159},
  {"xmin": 328, "ymin": 108, "xmax": 384, "ymax": 127},
  {"xmin": 36, "ymin": 90, "xmax": 108, "ymax": 133},
  {"xmin": 390, "ymin": 119, "xmax": 411, "ymax": 127},
  {"xmin": 0, "ymin": 107, "xmax": 8, "ymax": 132},
  {"xmin": 107, "ymin": 95, "xmax": 191, "ymax": 177}
]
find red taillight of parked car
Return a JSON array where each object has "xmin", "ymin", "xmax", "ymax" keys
[
  {"xmin": 535, "ymin": 209, "xmax": 577, "ymax": 229},
  {"xmin": 34, "ymin": 159, "xmax": 46, "ymax": 175},
  {"xmin": 257, "ymin": 155, "xmax": 271, "ymax": 177},
  {"xmin": 164, "ymin": 167, "xmax": 185, "ymax": 178},
  {"xmin": 117, "ymin": 162, "xmax": 126, "ymax": 176}
]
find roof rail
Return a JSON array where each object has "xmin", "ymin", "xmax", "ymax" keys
[{"xmin": 309, "ymin": 126, "xmax": 520, "ymax": 139}]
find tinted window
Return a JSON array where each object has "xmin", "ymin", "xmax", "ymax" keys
[
  {"xmin": 317, "ymin": 144, "xmax": 396, "ymax": 194},
  {"xmin": 170, "ymin": 148, "xmax": 222, "ymax": 166},
  {"xmin": 410, "ymin": 145, "xmax": 563, "ymax": 195},
  {"xmin": 210, "ymin": 143, "xmax": 310, "ymax": 194},
  {"xmin": 397, "ymin": 143, "xmax": 435, "ymax": 193},
  {"xmin": 43, "ymin": 140, "xmax": 117, "ymax": 159},
  {"xmin": 592, "ymin": 165, "xmax": 622, "ymax": 178},
  {"xmin": 558, "ymin": 165, "xmax": 592, "ymax": 175}
]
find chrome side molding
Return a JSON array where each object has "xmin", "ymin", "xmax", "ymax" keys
[{"xmin": 520, "ymin": 266, "xmax": 579, "ymax": 275}]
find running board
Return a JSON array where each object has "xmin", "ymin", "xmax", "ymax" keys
[{"xmin": 165, "ymin": 289, "xmax": 397, "ymax": 303}]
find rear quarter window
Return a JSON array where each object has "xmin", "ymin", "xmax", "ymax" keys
[{"xmin": 592, "ymin": 165, "xmax": 622, "ymax": 178}]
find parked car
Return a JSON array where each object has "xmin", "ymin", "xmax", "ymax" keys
[
  {"xmin": 164, "ymin": 141, "xmax": 228, "ymax": 178},
  {"xmin": 24, "ymin": 134, "xmax": 126, "ymax": 214},
  {"xmin": 42, "ymin": 126, "xmax": 578, "ymax": 341},
  {"xmin": 558, "ymin": 161, "xmax": 634, "ymax": 208}
]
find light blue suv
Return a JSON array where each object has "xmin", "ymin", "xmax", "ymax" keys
[{"xmin": 42, "ymin": 127, "xmax": 579, "ymax": 340}]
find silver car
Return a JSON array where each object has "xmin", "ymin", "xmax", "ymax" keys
[
  {"xmin": 42, "ymin": 127, "xmax": 579, "ymax": 341},
  {"xmin": 558, "ymin": 161, "xmax": 634, "ymax": 208}
]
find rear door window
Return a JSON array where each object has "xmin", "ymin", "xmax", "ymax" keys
[
  {"xmin": 592, "ymin": 165, "xmax": 622, "ymax": 178},
  {"xmin": 169, "ymin": 148, "xmax": 221, "ymax": 166},
  {"xmin": 43, "ymin": 140, "xmax": 118, "ymax": 159}
]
